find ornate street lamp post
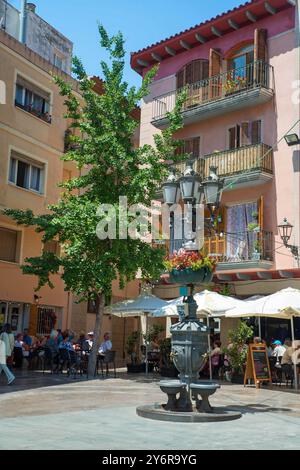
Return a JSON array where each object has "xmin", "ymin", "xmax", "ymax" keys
[
  {"xmin": 202, "ymin": 166, "xmax": 224, "ymax": 219},
  {"xmin": 278, "ymin": 218, "xmax": 299, "ymax": 260},
  {"xmin": 161, "ymin": 161, "xmax": 224, "ymax": 411},
  {"xmin": 162, "ymin": 168, "xmax": 180, "ymax": 206}
]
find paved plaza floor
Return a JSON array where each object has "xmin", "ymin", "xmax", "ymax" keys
[{"xmin": 0, "ymin": 369, "xmax": 300, "ymax": 450}]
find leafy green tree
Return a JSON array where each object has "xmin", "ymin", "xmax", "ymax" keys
[{"xmin": 3, "ymin": 26, "xmax": 186, "ymax": 376}]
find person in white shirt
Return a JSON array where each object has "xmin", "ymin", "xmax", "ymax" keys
[
  {"xmin": 99, "ymin": 332, "xmax": 112, "ymax": 355},
  {"xmin": 0, "ymin": 337, "xmax": 15, "ymax": 385},
  {"xmin": 271, "ymin": 340, "xmax": 286, "ymax": 359}
]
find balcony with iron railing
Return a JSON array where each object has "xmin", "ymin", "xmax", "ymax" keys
[
  {"xmin": 154, "ymin": 229, "xmax": 274, "ymax": 272},
  {"xmin": 174, "ymin": 143, "xmax": 273, "ymax": 189},
  {"xmin": 152, "ymin": 61, "xmax": 274, "ymax": 128},
  {"xmin": 203, "ymin": 230, "xmax": 274, "ymax": 270}
]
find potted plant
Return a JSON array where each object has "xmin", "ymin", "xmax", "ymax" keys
[
  {"xmin": 251, "ymin": 240, "xmax": 261, "ymax": 261},
  {"xmin": 159, "ymin": 338, "xmax": 179, "ymax": 378},
  {"xmin": 224, "ymin": 73, "xmax": 247, "ymax": 95},
  {"xmin": 164, "ymin": 249, "xmax": 216, "ymax": 284},
  {"xmin": 126, "ymin": 331, "xmax": 145, "ymax": 373},
  {"xmin": 247, "ymin": 222, "xmax": 260, "ymax": 232},
  {"xmin": 223, "ymin": 321, "xmax": 254, "ymax": 383}
]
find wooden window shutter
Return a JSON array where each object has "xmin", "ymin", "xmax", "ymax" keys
[
  {"xmin": 193, "ymin": 59, "xmax": 209, "ymax": 83},
  {"xmin": 192, "ymin": 137, "xmax": 200, "ymax": 158},
  {"xmin": 251, "ymin": 120, "xmax": 262, "ymax": 144},
  {"xmin": 236, "ymin": 124, "xmax": 241, "ymax": 148},
  {"xmin": 184, "ymin": 139, "xmax": 193, "ymax": 155},
  {"xmin": 228, "ymin": 127, "xmax": 237, "ymax": 150},
  {"xmin": 240, "ymin": 122, "xmax": 250, "ymax": 146},
  {"xmin": 209, "ymin": 49, "xmax": 222, "ymax": 77},
  {"xmin": 258, "ymin": 196, "xmax": 264, "ymax": 230},
  {"xmin": 0, "ymin": 228, "xmax": 18, "ymax": 263},
  {"xmin": 246, "ymin": 50, "xmax": 254, "ymax": 65},
  {"xmin": 185, "ymin": 62, "xmax": 193, "ymax": 85},
  {"xmin": 176, "ymin": 69, "xmax": 184, "ymax": 90},
  {"xmin": 254, "ymin": 29, "xmax": 268, "ymax": 62}
]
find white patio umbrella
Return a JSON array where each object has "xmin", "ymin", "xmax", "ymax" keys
[
  {"xmin": 152, "ymin": 290, "xmax": 245, "ymax": 318},
  {"xmin": 225, "ymin": 287, "xmax": 300, "ymax": 389},
  {"xmin": 245, "ymin": 295, "xmax": 265, "ymax": 337},
  {"xmin": 106, "ymin": 293, "xmax": 168, "ymax": 373}
]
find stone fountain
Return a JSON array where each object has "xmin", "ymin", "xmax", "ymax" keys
[{"xmin": 136, "ymin": 288, "xmax": 242, "ymax": 422}]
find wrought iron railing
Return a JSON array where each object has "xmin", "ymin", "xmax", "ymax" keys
[
  {"xmin": 174, "ymin": 143, "xmax": 273, "ymax": 179},
  {"xmin": 204, "ymin": 230, "xmax": 274, "ymax": 262},
  {"xmin": 152, "ymin": 61, "xmax": 273, "ymax": 121},
  {"xmin": 160, "ymin": 230, "xmax": 273, "ymax": 262}
]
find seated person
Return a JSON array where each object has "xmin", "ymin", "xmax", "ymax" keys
[
  {"xmin": 45, "ymin": 330, "xmax": 59, "ymax": 357},
  {"xmin": 281, "ymin": 340, "xmax": 294, "ymax": 380},
  {"xmin": 22, "ymin": 329, "xmax": 32, "ymax": 348},
  {"xmin": 14, "ymin": 334, "xmax": 24, "ymax": 368},
  {"xmin": 82, "ymin": 332, "xmax": 94, "ymax": 353},
  {"xmin": 58, "ymin": 332, "xmax": 75, "ymax": 352},
  {"xmin": 76, "ymin": 332, "xmax": 86, "ymax": 350},
  {"xmin": 98, "ymin": 332, "xmax": 112, "ymax": 357}
]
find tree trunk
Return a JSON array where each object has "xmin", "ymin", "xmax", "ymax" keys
[{"xmin": 88, "ymin": 292, "xmax": 105, "ymax": 378}]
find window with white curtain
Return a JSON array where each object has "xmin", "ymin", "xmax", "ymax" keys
[
  {"xmin": 9, "ymin": 152, "xmax": 44, "ymax": 194},
  {"xmin": 226, "ymin": 202, "xmax": 258, "ymax": 260}
]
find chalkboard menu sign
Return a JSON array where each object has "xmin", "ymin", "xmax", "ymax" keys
[
  {"xmin": 252, "ymin": 351, "xmax": 270, "ymax": 379},
  {"xmin": 244, "ymin": 344, "xmax": 272, "ymax": 388}
]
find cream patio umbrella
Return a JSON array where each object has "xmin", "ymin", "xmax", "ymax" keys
[
  {"xmin": 106, "ymin": 293, "xmax": 168, "ymax": 374},
  {"xmin": 225, "ymin": 287, "xmax": 300, "ymax": 389},
  {"xmin": 152, "ymin": 290, "xmax": 245, "ymax": 318}
]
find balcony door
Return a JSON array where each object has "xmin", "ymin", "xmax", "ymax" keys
[
  {"xmin": 226, "ymin": 201, "xmax": 258, "ymax": 260},
  {"xmin": 227, "ymin": 45, "xmax": 254, "ymax": 91},
  {"xmin": 176, "ymin": 60, "xmax": 209, "ymax": 108}
]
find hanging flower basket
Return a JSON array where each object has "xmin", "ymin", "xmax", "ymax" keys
[
  {"xmin": 164, "ymin": 249, "xmax": 216, "ymax": 285},
  {"xmin": 169, "ymin": 267, "xmax": 213, "ymax": 284}
]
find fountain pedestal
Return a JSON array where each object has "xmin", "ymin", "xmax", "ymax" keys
[{"xmin": 137, "ymin": 282, "xmax": 242, "ymax": 422}]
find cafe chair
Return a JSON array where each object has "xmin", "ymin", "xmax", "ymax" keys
[
  {"xmin": 100, "ymin": 350, "xmax": 117, "ymax": 378},
  {"xmin": 147, "ymin": 351, "xmax": 160, "ymax": 373},
  {"xmin": 42, "ymin": 347, "xmax": 55, "ymax": 375}
]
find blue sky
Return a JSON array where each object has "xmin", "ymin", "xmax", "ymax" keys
[{"xmin": 10, "ymin": 0, "xmax": 244, "ymax": 87}]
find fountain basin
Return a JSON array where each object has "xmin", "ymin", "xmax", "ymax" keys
[
  {"xmin": 136, "ymin": 405, "xmax": 242, "ymax": 422},
  {"xmin": 190, "ymin": 382, "xmax": 221, "ymax": 413},
  {"xmin": 159, "ymin": 381, "xmax": 185, "ymax": 411}
]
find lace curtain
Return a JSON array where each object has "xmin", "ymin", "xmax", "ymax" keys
[{"xmin": 226, "ymin": 202, "xmax": 257, "ymax": 260}]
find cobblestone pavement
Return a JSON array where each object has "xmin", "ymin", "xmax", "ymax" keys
[{"xmin": 0, "ymin": 370, "xmax": 299, "ymax": 450}]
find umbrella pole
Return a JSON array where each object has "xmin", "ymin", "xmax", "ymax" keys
[
  {"xmin": 291, "ymin": 317, "xmax": 298, "ymax": 391},
  {"xmin": 206, "ymin": 314, "xmax": 212, "ymax": 381},
  {"xmin": 122, "ymin": 318, "xmax": 126, "ymax": 360},
  {"xmin": 146, "ymin": 314, "xmax": 149, "ymax": 375},
  {"xmin": 258, "ymin": 317, "xmax": 262, "ymax": 339}
]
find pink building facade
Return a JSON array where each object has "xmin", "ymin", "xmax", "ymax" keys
[{"xmin": 132, "ymin": 0, "xmax": 300, "ymax": 337}]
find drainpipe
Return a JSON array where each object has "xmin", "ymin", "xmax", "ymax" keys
[
  {"xmin": 19, "ymin": 0, "xmax": 27, "ymax": 44},
  {"xmin": 292, "ymin": 0, "xmax": 300, "ymax": 268}
]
